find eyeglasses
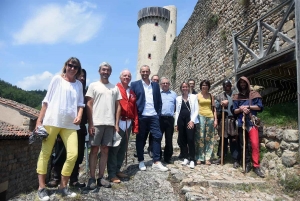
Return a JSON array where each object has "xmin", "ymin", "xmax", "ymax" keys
[
  {"xmin": 67, "ymin": 63, "xmax": 79, "ymax": 70},
  {"xmin": 161, "ymin": 82, "xmax": 169, "ymax": 85}
]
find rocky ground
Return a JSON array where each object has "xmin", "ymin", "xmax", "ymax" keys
[{"xmin": 9, "ymin": 132, "xmax": 296, "ymax": 201}]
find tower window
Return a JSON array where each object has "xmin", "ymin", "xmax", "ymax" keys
[
  {"xmin": 148, "ymin": 54, "xmax": 151, "ymax": 59},
  {"xmin": 153, "ymin": 35, "xmax": 156, "ymax": 41},
  {"xmin": 155, "ymin": 22, "xmax": 158, "ymax": 26}
]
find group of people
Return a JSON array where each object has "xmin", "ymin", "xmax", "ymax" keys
[{"xmin": 34, "ymin": 57, "xmax": 265, "ymax": 201}]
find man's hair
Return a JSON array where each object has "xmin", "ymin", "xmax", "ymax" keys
[
  {"xmin": 151, "ymin": 75, "xmax": 159, "ymax": 80},
  {"xmin": 119, "ymin": 69, "xmax": 131, "ymax": 78},
  {"xmin": 140, "ymin": 65, "xmax": 150, "ymax": 72},
  {"xmin": 160, "ymin": 77, "xmax": 169, "ymax": 83},
  {"xmin": 188, "ymin": 79, "xmax": 195, "ymax": 83},
  {"xmin": 99, "ymin": 62, "xmax": 112, "ymax": 71}
]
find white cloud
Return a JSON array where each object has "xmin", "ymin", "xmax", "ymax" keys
[
  {"xmin": 16, "ymin": 71, "xmax": 56, "ymax": 90},
  {"xmin": 13, "ymin": 1, "xmax": 104, "ymax": 45}
]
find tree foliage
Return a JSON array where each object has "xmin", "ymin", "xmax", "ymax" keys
[{"xmin": 0, "ymin": 79, "xmax": 46, "ymax": 110}]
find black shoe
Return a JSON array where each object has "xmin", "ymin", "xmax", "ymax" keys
[
  {"xmin": 164, "ymin": 159, "xmax": 172, "ymax": 164},
  {"xmin": 245, "ymin": 163, "xmax": 252, "ymax": 173},
  {"xmin": 253, "ymin": 167, "xmax": 265, "ymax": 178},
  {"xmin": 233, "ymin": 161, "xmax": 240, "ymax": 169},
  {"xmin": 69, "ymin": 181, "xmax": 86, "ymax": 188},
  {"xmin": 212, "ymin": 158, "xmax": 221, "ymax": 165},
  {"xmin": 87, "ymin": 178, "xmax": 97, "ymax": 190}
]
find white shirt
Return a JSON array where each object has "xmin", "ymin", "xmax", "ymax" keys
[
  {"xmin": 86, "ymin": 81, "xmax": 122, "ymax": 126},
  {"xmin": 141, "ymin": 80, "xmax": 157, "ymax": 116},
  {"xmin": 42, "ymin": 75, "xmax": 84, "ymax": 130},
  {"xmin": 119, "ymin": 88, "xmax": 132, "ymax": 131}
]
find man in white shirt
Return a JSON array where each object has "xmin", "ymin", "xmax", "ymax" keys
[
  {"xmin": 86, "ymin": 62, "xmax": 122, "ymax": 189},
  {"xmin": 130, "ymin": 65, "xmax": 168, "ymax": 172}
]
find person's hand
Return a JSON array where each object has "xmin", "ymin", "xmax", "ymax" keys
[
  {"xmin": 88, "ymin": 125, "xmax": 95, "ymax": 136},
  {"xmin": 243, "ymin": 107, "xmax": 250, "ymax": 114},
  {"xmin": 221, "ymin": 100, "xmax": 229, "ymax": 107},
  {"xmin": 187, "ymin": 121, "xmax": 194, "ymax": 129},
  {"xmin": 115, "ymin": 125, "xmax": 120, "ymax": 133},
  {"xmin": 73, "ymin": 117, "xmax": 81, "ymax": 125},
  {"xmin": 214, "ymin": 119, "xmax": 218, "ymax": 128},
  {"xmin": 175, "ymin": 126, "xmax": 178, "ymax": 132}
]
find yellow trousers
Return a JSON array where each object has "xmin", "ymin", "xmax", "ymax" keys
[{"xmin": 36, "ymin": 126, "xmax": 78, "ymax": 176}]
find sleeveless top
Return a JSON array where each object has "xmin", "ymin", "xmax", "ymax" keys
[{"xmin": 198, "ymin": 95, "xmax": 213, "ymax": 118}]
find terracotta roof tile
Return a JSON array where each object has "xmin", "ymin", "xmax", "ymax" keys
[
  {"xmin": 0, "ymin": 120, "xmax": 30, "ymax": 139},
  {"xmin": 0, "ymin": 97, "xmax": 40, "ymax": 119}
]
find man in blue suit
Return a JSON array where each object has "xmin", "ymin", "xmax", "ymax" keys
[{"xmin": 131, "ymin": 65, "xmax": 168, "ymax": 171}]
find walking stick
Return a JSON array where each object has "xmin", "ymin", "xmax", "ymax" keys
[
  {"xmin": 221, "ymin": 106, "xmax": 225, "ymax": 165},
  {"xmin": 242, "ymin": 112, "xmax": 246, "ymax": 173},
  {"xmin": 125, "ymin": 120, "xmax": 128, "ymax": 166}
]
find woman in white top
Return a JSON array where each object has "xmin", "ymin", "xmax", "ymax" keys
[
  {"xmin": 35, "ymin": 57, "xmax": 84, "ymax": 200},
  {"xmin": 174, "ymin": 82, "xmax": 199, "ymax": 169}
]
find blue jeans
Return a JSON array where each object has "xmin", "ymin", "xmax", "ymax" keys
[{"xmin": 136, "ymin": 115, "xmax": 162, "ymax": 162}]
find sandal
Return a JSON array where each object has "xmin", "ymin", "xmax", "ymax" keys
[{"xmin": 205, "ymin": 160, "xmax": 211, "ymax": 165}]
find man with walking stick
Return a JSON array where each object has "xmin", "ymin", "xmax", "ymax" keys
[
  {"xmin": 232, "ymin": 76, "xmax": 265, "ymax": 178},
  {"xmin": 212, "ymin": 80, "xmax": 240, "ymax": 168},
  {"xmin": 107, "ymin": 70, "xmax": 139, "ymax": 183}
]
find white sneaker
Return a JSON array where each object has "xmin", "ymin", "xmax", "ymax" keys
[
  {"xmin": 189, "ymin": 161, "xmax": 195, "ymax": 169},
  {"xmin": 139, "ymin": 161, "xmax": 146, "ymax": 171},
  {"xmin": 181, "ymin": 159, "xmax": 189, "ymax": 166},
  {"xmin": 152, "ymin": 162, "xmax": 169, "ymax": 172}
]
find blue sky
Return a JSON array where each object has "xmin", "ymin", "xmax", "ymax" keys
[{"xmin": 0, "ymin": 0, "xmax": 197, "ymax": 90}]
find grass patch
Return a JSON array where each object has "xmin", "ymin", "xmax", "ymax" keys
[
  {"xmin": 280, "ymin": 173, "xmax": 300, "ymax": 195},
  {"xmin": 258, "ymin": 102, "xmax": 298, "ymax": 129}
]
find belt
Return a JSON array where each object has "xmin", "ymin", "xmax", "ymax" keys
[
  {"xmin": 160, "ymin": 116, "xmax": 174, "ymax": 119},
  {"xmin": 120, "ymin": 116, "xmax": 132, "ymax": 121}
]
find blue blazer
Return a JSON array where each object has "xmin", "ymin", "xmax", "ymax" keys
[{"xmin": 130, "ymin": 80, "xmax": 162, "ymax": 116}]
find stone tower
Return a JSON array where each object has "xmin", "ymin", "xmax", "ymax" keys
[{"xmin": 136, "ymin": 5, "xmax": 177, "ymax": 79}]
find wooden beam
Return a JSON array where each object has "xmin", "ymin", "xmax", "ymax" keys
[
  {"xmin": 237, "ymin": 39, "xmax": 258, "ymax": 60},
  {"xmin": 261, "ymin": 22, "xmax": 295, "ymax": 44}
]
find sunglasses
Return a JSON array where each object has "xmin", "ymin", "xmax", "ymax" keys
[{"xmin": 67, "ymin": 63, "xmax": 79, "ymax": 70}]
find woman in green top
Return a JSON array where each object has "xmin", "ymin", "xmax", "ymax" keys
[{"xmin": 195, "ymin": 80, "xmax": 218, "ymax": 165}]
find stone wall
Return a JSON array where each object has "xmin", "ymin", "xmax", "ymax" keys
[
  {"xmin": 0, "ymin": 140, "xmax": 51, "ymax": 200},
  {"xmin": 158, "ymin": 0, "xmax": 296, "ymax": 95},
  {"xmin": 260, "ymin": 127, "xmax": 299, "ymax": 175}
]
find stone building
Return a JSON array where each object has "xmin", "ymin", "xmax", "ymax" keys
[
  {"xmin": 136, "ymin": 5, "xmax": 177, "ymax": 79},
  {"xmin": 0, "ymin": 97, "xmax": 44, "ymax": 200}
]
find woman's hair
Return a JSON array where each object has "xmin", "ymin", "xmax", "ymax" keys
[
  {"xmin": 179, "ymin": 81, "xmax": 190, "ymax": 93},
  {"xmin": 61, "ymin": 57, "xmax": 82, "ymax": 78},
  {"xmin": 200, "ymin": 79, "xmax": 211, "ymax": 90}
]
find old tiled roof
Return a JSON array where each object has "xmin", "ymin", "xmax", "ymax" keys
[
  {"xmin": 0, "ymin": 97, "xmax": 40, "ymax": 119},
  {"xmin": 0, "ymin": 120, "xmax": 30, "ymax": 139}
]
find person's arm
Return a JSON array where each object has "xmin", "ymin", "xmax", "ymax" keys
[
  {"xmin": 211, "ymin": 95, "xmax": 218, "ymax": 128},
  {"xmin": 115, "ymin": 100, "xmax": 121, "ymax": 133},
  {"xmin": 74, "ymin": 106, "xmax": 83, "ymax": 125},
  {"xmin": 35, "ymin": 103, "xmax": 48, "ymax": 129},
  {"xmin": 86, "ymin": 97, "xmax": 94, "ymax": 135}
]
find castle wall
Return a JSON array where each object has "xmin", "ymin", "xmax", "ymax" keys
[{"xmin": 158, "ymin": 0, "xmax": 296, "ymax": 95}]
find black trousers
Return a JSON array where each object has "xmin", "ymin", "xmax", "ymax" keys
[
  {"xmin": 51, "ymin": 125, "xmax": 87, "ymax": 182},
  {"xmin": 177, "ymin": 116, "xmax": 195, "ymax": 161},
  {"xmin": 217, "ymin": 135, "xmax": 240, "ymax": 161},
  {"xmin": 159, "ymin": 116, "xmax": 174, "ymax": 161}
]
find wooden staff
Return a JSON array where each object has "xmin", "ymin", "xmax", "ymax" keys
[
  {"xmin": 125, "ymin": 120, "xmax": 128, "ymax": 166},
  {"xmin": 221, "ymin": 106, "xmax": 225, "ymax": 165},
  {"xmin": 242, "ymin": 112, "xmax": 246, "ymax": 173}
]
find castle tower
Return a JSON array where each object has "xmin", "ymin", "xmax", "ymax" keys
[{"xmin": 136, "ymin": 5, "xmax": 177, "ymax": 79}]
